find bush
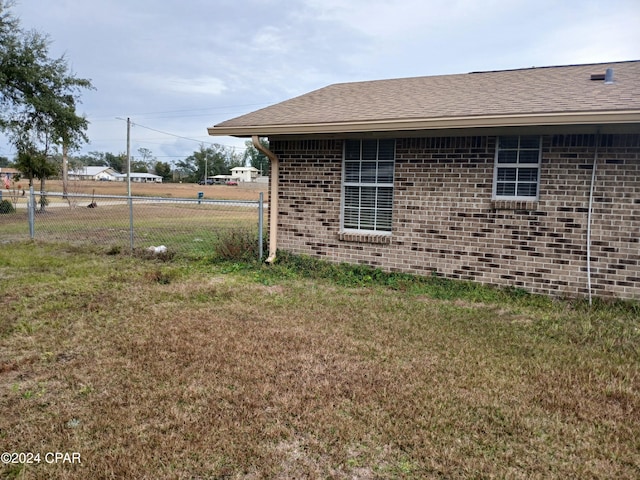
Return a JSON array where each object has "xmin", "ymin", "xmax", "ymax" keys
[
  {"xmin": 0, "ymin": 199, "xmax": 15, "ymax": 214},
  {"xmin": 214, "ymin": 228, "xmax": 261, "ymax": 261}
]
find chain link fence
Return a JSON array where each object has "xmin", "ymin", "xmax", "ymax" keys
[{"xmin": 0, "ymin": 188, "xmax": 265, "ymax": 260}]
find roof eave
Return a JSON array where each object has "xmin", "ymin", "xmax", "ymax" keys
[{"xmin": 208, "ymin": 111, "xmax": 640, "ymax": 137}]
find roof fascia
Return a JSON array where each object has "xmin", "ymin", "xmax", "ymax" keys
[
  {"xmin": 267, "ymin": 123, "xmax": 640, "ymax": 141},
  {"xmin": 208, "ymin": 111, "xmax": 640, "ymax": 137}
]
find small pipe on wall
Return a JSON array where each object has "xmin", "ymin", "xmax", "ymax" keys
[{"xmin": 586, "ymin": 132, "xmax": 600, "ymax": 305}]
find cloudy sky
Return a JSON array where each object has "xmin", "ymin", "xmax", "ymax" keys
[{"xmin": 2, "ymin": 0, "xmax": 639, "ymax": 164}]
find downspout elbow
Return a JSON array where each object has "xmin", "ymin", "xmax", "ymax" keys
[{"xmin": 252, "ymin": 135, "xmax": 279, "ymax": 264}]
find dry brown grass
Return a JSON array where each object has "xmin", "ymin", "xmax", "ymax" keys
[
  {"xmin": 0, "ymin": 243, "xmax": 638, "ymax": 479},
  {"xmin": 45, "ymin": 179, "xmax": 268, "ymax": 202}
]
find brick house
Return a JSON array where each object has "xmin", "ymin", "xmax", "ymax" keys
[{"xmin": 209, "ymin": 61, "xmax": 640, "ymax": 300}]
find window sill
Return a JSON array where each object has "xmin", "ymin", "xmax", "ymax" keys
[
  {"xmin": 491, "ymin": 199, "xmax": 538, "ymax": 211},
  {"xmin": 338, "ymin": 232, "xmax": 391, "ymax": 244}
]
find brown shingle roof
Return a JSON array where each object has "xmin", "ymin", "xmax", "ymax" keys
[{"xmin": 209, "ymin": 61, "xmax": 640, "ymax": 137}]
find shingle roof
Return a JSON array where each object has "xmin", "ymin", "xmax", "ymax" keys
[
  {"xmin": 209, "ymin": 61, "xmax": 640, "ymax": 137},
  {"xmin": 70, "ymin": 166, "xmax": 116, "ymax": 176}
]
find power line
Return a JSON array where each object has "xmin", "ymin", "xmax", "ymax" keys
[
  {"xmin": 132, "ymin": 122, "xmax": 215, "ymax": 144},
  {"xmin": 118, "ymin": 119, "xmax": 248, "ymax": 152}
]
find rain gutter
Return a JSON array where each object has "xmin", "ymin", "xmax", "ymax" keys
[{"xmin": 252, "ymin": 136, "xmax": 278, "ymax": 263}]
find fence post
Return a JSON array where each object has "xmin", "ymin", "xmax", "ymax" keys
[
  {"xmin": 258, "ymin": 192, "xmax": 264, "ymax": 261},
  {"xmin": 28, "ymin": 186, "xmax": 35, "ymax": 239},
  {"xmin": 129, "ymin": 195, "xmax": 134, "ymax": 251}
]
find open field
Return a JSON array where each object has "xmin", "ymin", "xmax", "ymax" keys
[
  {"xmin": 1, "ymin": 243, "xmax": 639, "ymax": 479},
  {"xmin": 41, "ymin": 179, "xmax": 268, "ymax": 202}
]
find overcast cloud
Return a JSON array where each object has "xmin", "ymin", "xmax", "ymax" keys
[{"xmin": 2, "ymin": 0, "xmax": 639, "ymax": 164}]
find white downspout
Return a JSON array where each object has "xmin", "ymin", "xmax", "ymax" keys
[
  {"xmin": 252, "ymin": 135, "xmax": 279, "ymax": 263},
  {"xmin": 586, "ymin": 132, "xmax": 600, "ymax": 306}
]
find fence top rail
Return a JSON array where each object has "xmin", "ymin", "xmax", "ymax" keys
[{"xmin": 39, "ymin": 191, "xmax": 261, "ymax": 207}]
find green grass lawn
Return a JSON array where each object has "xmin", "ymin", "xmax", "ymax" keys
[{"xmin": 0, "ymin": 242, "xmax": 638, "ymax": 479}]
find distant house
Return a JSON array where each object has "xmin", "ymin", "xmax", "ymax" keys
[
  {"xmin": 231, "ymin": 166, "xmax": 259, "ymax": 182},
  {"xmin": 1, "ymin": 167, "xmax": 21, "ymax": 181},
  {"xmin": 208, "ymin": 61, "xmax": 640, "ymax": 300},
  {"xmin": 1, "ymin": 167, "xmax": 21, "ymax": 192},
  {"xmin": 69, "ymin": 166, "xmax": 119, "ymax": 181},
  {"xmin": 210, "ymin": 174, "xmax": 231, "ymax": 183},
  {"xmin": 68, "ymin": 167, "xmax": 162, "ymax": 183},
  {"xmin": 115, "ymin": 172, "xmax": 163, "ymax": 183}
]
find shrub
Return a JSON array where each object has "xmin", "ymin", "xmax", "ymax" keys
[
  {"xmin": 214, "ymin": 228, "xmax": 260, "ymax": 262},
  {"xmin": 0, "ymin": 199, "xmax": 15, "ymax": 214}
]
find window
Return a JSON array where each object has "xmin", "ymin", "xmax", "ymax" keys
[
  {"xmin": 493, "ymin": 135, "xmax": 541, "ymax": 200},
  {"xmin": 342, "ymin": 139, "xmax": 395, "ymax": 233}
]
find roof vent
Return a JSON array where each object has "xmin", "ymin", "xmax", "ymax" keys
[
  {"xmin": 604, "ymin": 68, "xmax": 614, "ymax": 84},
  {"xmin": 590, "ymin": 68, "xmax": 615, "ymax": 84}
]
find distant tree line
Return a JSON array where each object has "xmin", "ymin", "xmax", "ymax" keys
[
  {"xmin": 3, "ymin": 139, "xmax": 271, "ymax": 185},
  {"xmin": 17, "ymin": 139, "xmax": 266, "ymax": 184}
]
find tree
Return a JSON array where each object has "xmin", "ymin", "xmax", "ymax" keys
[
  {"xmin": 83, "ymin": 151, "xmax": 108, "ymax": 167},
  {"xmin": 0, "ymin": 0, "xmax": 93, "ymax": 193},
  {"xmin": 129, "ymin": 159, "xmax": 147, "ymax": 173},
  {"xmin": 104, "ymin": 152, "xmax": 126, "ymax": 173},
  {"xmin": 137, "ymin": 147, "xmax": 155, "ymax": 170},
  {"xmin": 14, "ymin": 149, "xmax": 57, "ymax": 210},
  {"xmin": 154, "ymin": 161, "xmax": 172, "ymax": 182},
  {"xmin": 51, "ymin": 151, "xmax": 126, "ymax": 173},
  {"xmin": 243, "ymin": 138, "xmax": 269, "ymax": 176},
  {"xmin": 177, "ymin": 144, "xmax": 235, "ymax": 183},
  {"xmin": 228, "ymin": 149, "xmax": 244, "ymax": 171}
]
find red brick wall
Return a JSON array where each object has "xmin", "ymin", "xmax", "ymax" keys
[{"xmin": 270, "ymin": 134, "xmax": 640, "ymax": 299}]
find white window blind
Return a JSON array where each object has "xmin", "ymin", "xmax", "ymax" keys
[
  {"xmin": 342, "ymin": 139, "xmax": 395, "ymax": 233},
  {"xmin": 494, "ymin": 136, "xmax": 541, "ymax": 200}
]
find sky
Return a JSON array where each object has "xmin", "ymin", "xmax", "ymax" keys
[{"xmin": 2, "ymin": 0, "xmax": 639, "ymax": 166}]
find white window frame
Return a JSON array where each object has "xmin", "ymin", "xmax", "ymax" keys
[
  {"xmin": 341, "ymin": 139, "xmax": 395, "ymax": 234},
  {"xmin": 493, "ymin": 135, "xmax": 542, "ymax": 200}
]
